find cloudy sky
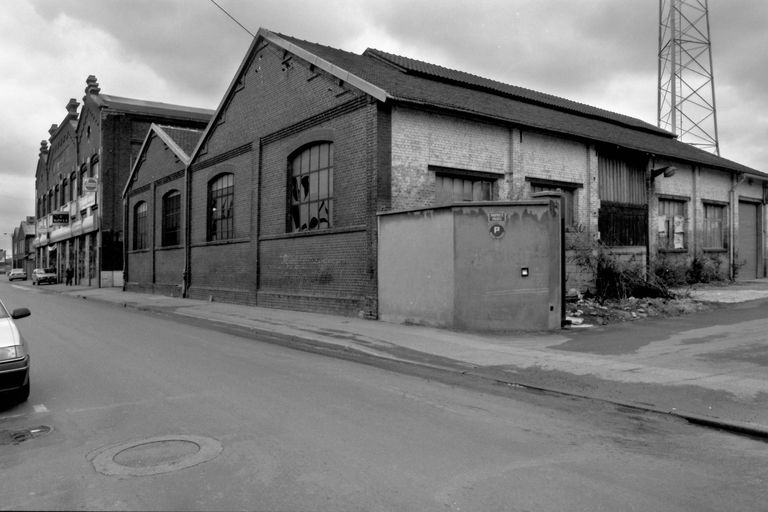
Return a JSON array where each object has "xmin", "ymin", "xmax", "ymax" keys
[{"xmin": 2, "ymin": 0, "xmax": 767, "ymax": 256}]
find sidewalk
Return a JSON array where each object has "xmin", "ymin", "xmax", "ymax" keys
[{"xmin": 48, "ymin": 279, "xmax": 768, "ymax": 439}]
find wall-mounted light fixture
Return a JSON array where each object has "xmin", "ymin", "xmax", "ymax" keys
[
  {"xmin": 521, "ymin": 267, "xmax": 529, "ymax": 277},
  {"xmin": 650, "ymin": 166, "xmax": 677, "ymax": 180}
]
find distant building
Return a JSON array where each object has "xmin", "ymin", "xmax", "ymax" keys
[
  {"xmin": 11, "ymin": 217, "xmax": 35, "ymax": 274},
  {"xmin": 35, "ymin": 76, "xmax": 213, "ymax": 287},
  {"xmin": 124, "ymin": 28, "xmax": 767, "ymax": 323}
]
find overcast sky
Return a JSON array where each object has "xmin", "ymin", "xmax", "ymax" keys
[{"xmin": 2, "ymin": 0, "xmax": 766, "ymax": 256}]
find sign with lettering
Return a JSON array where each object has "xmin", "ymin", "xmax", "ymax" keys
[
  {"xmin": 83, "ymin": 177, "xmax": 98, "ymax": 192},
  {"xmin": 51, "ymin": 213, "xmax": 70, "ymax": 225}
]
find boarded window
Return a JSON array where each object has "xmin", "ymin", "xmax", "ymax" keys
[
  {"xmin": 598, "ymin": 151, "xmax": 648, "ymax": 246},
  {"xmin": 435, "ymin": 174, "xmax": 493, "ymax": 204},
  {"xmin": 703, "ymin": 203, "xmax": 727, "ymax": 249},
  {"xmin": 530, "ymin": 181, "xmax": 578, "ymax": 226},
  {"xmin": 657, "ymin": 198, "xmax": 687, "ymax": 250}
]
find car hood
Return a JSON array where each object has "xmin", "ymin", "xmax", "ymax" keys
[{"xmin": 0, "ymin": 318, "xmax": 22, "ymax": 348}]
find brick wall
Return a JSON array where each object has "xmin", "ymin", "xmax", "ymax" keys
[{"xmin": 186, "ymin": 42, "xmax": 381, "ymax": 316}]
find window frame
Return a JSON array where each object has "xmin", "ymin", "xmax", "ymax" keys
[
  {"xmin": 287, "ymin": 141, "xmax": 334, "ymax": 233},
  {"xmin": 527, "ymin": 178, "xmax": 581, "ymax": 228},
  {"xmin": 702, "ymin": 201, "xmax": 728, "ymax": 251},
  {"xmin": 430, "ymin": 166, "xmax": 498, "ymax": 206},
  {"xmin": 133, "ymin": 201, "xmax": 148, "ymax": 251},
  {"xmin": 207, "ymin": 173, "xmax": 235, "ymax": 241},
  {"xmin": 161, "ymin": 190, "xmax": 182, "ymax": 247},
  {"xmin": 657, "ymin": 196, "xmax": 688, "ymax": 251}
]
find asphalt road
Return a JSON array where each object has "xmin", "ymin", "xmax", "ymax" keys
[{"xmin": 1, "ymin": 281, "xmax": 766, "ymax": 511}]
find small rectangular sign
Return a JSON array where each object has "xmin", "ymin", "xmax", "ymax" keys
[{"xmin": 52, "ymin": 213, "xmax": 70, "ymax": 224}]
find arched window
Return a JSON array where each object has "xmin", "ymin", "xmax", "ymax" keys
[
  {"xmin": 208, "ymin": 174, "xmax": 234, "ymax": 241},
  {"xmin": 161, "ymin": 190, "xmax": 181, "ymax": 246},
  {"xmin": 288, "ymin": 142, "xmax": 333, "ymax": 232},
  {"xmin": 133, "ymin": 202, "xmax": 148, "ymax": 250}
]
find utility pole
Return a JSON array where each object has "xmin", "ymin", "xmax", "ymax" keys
[{"xmin": 657, "ymin": 0, "xmax": 720, "ymax": 155}]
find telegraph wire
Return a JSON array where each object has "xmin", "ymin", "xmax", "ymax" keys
[{"xmin": 207, "ymin": 0, "xmax": 255, "ymax": 37}]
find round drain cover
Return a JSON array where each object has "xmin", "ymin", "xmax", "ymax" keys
[
  {"xmin": 114, "ymin": 439, "xmax": 201, "ymax": 468},
  {"xmin": 90, "ymin": 435, "xmax": 222, "ymax": 477}
]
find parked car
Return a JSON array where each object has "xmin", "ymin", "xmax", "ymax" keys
[
  {"xmin": 0, "ymin": 299, "xmax": 31, "ymax": 403},
  {"xmin": 32, "ymin": 268, "xmax": 57, "ymax": 285},
  {"xmin": 7, "ymin": 269, "xmax": 26, "ymax": 281}
]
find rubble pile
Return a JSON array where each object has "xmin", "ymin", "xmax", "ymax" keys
[{"xmin": 565, "ymin": 292, "xmax": 710, "ymax": 327}]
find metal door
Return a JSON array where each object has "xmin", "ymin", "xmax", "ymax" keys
[{"xmin": 738, "ymin": 201, "xmax": 759, "ymax": 279}]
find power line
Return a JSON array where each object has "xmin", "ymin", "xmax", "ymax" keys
[{"xmin": 207, "ymin": 0, "xmax": 254, "ymax": 38}]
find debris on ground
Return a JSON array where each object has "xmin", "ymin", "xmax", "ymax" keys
[{"xmin": 565, "ymin": 290, "xmax": 710, "ymax": 327}]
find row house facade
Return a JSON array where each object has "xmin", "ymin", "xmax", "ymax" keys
[
  {"xmin": 124, "ymin": 28, "xmax": 767, "ymax": 324},
  {"xmin": 35, "ymin": 76, "xmax": 212, "ymax": 287},
  {"xmin": 11, "ymin": 217, "xmax": 36, "ymax": 275}
]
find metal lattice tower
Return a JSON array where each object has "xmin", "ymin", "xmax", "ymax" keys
[{"xmin": 658, "ymin": 0, "xmax": 720, "ymax": 155}]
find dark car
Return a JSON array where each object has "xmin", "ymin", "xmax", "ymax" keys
[
  {"xmin": 32, "ymin": 268, "xmax": 57, "ymax": 285},
  {"xmin": 0, "ymin": 299, "xmax": 31, "ymax": 403}
]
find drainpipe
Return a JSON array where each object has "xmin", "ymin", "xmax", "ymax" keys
[
  {"xmin": 183, "ymin": 161, "xmax": 192, "ymax": 298},
  {"xmin": 729, "ymin": 172, "xmax": 746, "ymax": 279},
  {"xmin": 122, "ymin": 195, "xmax": 126, "ymax": 291}
]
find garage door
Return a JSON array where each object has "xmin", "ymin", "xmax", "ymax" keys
[{"xmin": 738, "ymin": 201, "xmax": 759, "ymax": 279}]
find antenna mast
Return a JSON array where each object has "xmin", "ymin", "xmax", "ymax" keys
[{"xmin": 657, "ymin": 0, "xmax": 720, "ymax": 155}]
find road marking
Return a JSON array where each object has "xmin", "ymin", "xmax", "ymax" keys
[{"xmin": 33, "ymin": 404, "xmax": 48, "ymax": 413}]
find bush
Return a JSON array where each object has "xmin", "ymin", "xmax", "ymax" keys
[
  {"xmin": 686, "ymin": 254, "xmax": 727, "ymax": 283},
  {"xmin": 594, "ymin": 249, "xmax": 671, "ymax": 300}
]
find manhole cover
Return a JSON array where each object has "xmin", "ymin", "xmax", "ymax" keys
[
  {"xmin": 90, "ymin": 435, "xmax": 222, "ymax": 477},
  {"xmin": 0, "ymin": 425, "xmax": 53, "ymax": 445}
]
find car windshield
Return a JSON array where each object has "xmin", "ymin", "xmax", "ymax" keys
[
  {"xmin": 44, "ymin": 268, "xmax": 55, "ymax": 273},
  {"xmin": 0, "ymin": 303, "xmax": 8, "ymax": 319}
]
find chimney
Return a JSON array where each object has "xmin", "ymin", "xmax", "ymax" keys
[
  {"xmin": 84, "ymin": 75, "xmax": 101, "ymax": 96},
  {"xmin": 65, "ymin": 98, "xmax": 79, "ymax": 119}
]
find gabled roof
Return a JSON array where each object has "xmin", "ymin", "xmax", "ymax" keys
[
  {"xmin": 194, "ymin": 28, "xmax": 765, "ymax": 179},
  {"xmin": 122, "ymin": 124, "xmax": 204, "ymax": 198}
]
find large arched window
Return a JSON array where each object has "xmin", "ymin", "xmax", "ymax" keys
[
  {"xmin": 161, "ymin": 190, "xmax": 181, "ymax": 247},
  {"xmin": 133, "ymin": 202, "xmax": 148, "ymax": 250},
  {"xmin": 288, "ymin": 142, "xmax": 333, "ymax": 232},
  {"xmin": 208, "ymin": 174, "xmax": 234, "ymax": 241}
]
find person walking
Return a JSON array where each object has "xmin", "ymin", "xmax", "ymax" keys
[{"xmin": 66, "ymin": 267, "xmax": 73, "ymax": 286}]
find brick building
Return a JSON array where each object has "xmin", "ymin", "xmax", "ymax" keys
[
  {"xmin": 124, "ymin": 28, "xmax": 767, "ymax": 320},
  {"xmin": 35, "ymin": 76, "xmax": 213, "ymax": 287},
  {"xmin": 11, "ymin": 217, "xmax": 36, "ymax": 275}
]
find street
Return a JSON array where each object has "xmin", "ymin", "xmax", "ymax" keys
[{"xmin": 1, "ymin": 280, "xmax": 766, "ymax": 511}]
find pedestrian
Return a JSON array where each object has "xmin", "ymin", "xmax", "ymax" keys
[{"xmin": 66, "ymin": 267, "xmax": 73, "ymax": 286}]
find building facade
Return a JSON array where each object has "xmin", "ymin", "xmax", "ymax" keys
[
  {"xmin": 124, "ymin": 29, "xmax": 767, "ymax": 323},
  {"xmin": 35, "ymin": 76, "xmax": 213, "ymax": 287},
  {"xmin": 11, "ymin": 217, "xmax": 36, "ymax": 274}
]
